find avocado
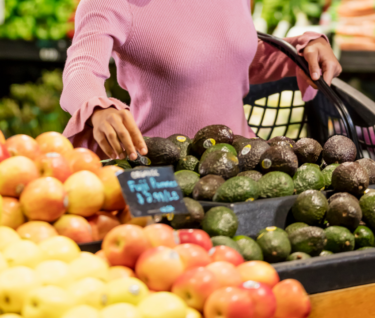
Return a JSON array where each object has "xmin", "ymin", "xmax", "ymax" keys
[
  {"xmin": 286, "ymin": 252, "xmax": 311, "ymax": 261},
  {"xmin": 258, "ymin": 171, "xmax": 295, "ymax": 198},
  {"xmin": 319, "ymin": 250, "xmax": 333, "ymax": 256},
  {"xmin": 292, "ymin": 190, "xmax": 328, "ymax": 226},
  {"xmin": 360, "ymin": 191, "xmax": 375, "ymax": 230},
  {"xmin": 144, "ymin": 137, "xmax": 180, "ymax": 165},
  {"xmin": 167, "ymin": 134, "xmax": 192, "ymax": 158},
  {"xmin": 257, "ymin": 226, "xmax": 289, "ymax": 238},
  {"xmin": 127, "ymin": 153, "xmax": 152, "ymax": 167},
  {"xmin": 233, "ymin": 135, "xmax": 248, "ymax": 143},
  {"xmin": 192, "ymin": 175, "xmax": 225, "ymax": 201},
  {"xmin": 175, "ymin": 156, "xmax": 199, "ymax": 172},
  {"xmin": 201, "ymin": 206, "xmax": 238, "ymax": 237},
  {"xmin": 354, "ymin": 225, "xmax": 375, "ymax": 249},
  {"xmin": 170, "ymin": 198, "xmax": 204, "ymax": 229},
  {"xmin": 300, "ymin": 163, "xmax": 321, "ymax": 170},
  {"xmin": 213, "ymin": 176, "xmax": 260, "ymax": 203},
  {"xmin": 256, "ymin": 230, "xmax": 291, "ymax": 263},
  {"xmin": 234, "ymin": 138, "xmax": 270, "ymax": 171},
  {"xmin": 328, "ymin": 192, "xmax": 359, "ymax": 205},
  {"xmin": 324, "ymin": 226, "xmax": 355, "ymax": 253},
  {"xmin": 326, "ymin": 193, "xmax": 362, "ymax": 231},
  {"xmin": 143, "ymin": 136, "xmax": 150, "ymax": 140},
  {"xmin": 331, "ymin": 162, "xmax": 369, "ymax": 196},
  {"xmin": 285, "ymin": 222, "xmax": 309, "ymax": 236},
  {"xmin": 357, "ymin": 158, "xmax": 375, "ymax": 184},
  {"xmin": 295, "ymin": 138, "xmax": 323, "ymax": 164},
  {"xmin": 237, "ymin": 170, "xmax": 263, "ymax": 182},
  {"xmin": 322, "ymin": 135, "xmax": 357, "ymax": 164},
  {"xmin": 102, "ymin": 159, "xmax": 132, "ymax": 170},
  {"xmin": 357, "ymin": 247, "xmax": 374, "ymax": 251},
  {"xmin": 191, "ymin": 125, "xmax": 234, "ymax": 157},
  {"xmin": 233, "ymin": 235, "xmax": 264, "ymax": 261},
  {"xmin": 211, "ymin": 236, "xmax": 242, "ymax": 254},
  {"xmin": 267, "ymin": 136, "xmax": 296, "ymax": 149},
  {"xmin": 200, "ymin": 143, "xmax": 237, "ymax": 166},
  {"xmin": 259, "ymin": 146, "xmax": 298, "ymax": 177},
  {"xmin": 293, "ymin": 165, "xmax": 325, "ymax": 194},
  {"xmin": 288, "ymin": 226, "xmax": 327, "ymax": 256},
  {"xmin": 174, "ymin": 170, "xmax": 200, "ymax": 197},
  {"xmin": 199, "ymin": 151, "xmax": 240, "ymax": 180},
  {"xmin": 322, "ymin": 163, "xmax": 340, "ymax": 188}
]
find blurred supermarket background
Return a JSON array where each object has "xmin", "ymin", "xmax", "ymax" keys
[{"xmin": 0, "ymin": 0, "xmax": 374, "ymax": 138}]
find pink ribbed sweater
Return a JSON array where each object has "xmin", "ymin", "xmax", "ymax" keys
[{"xmin": 61, "ymin": 0, "xmax": 324, "ymax": 159}]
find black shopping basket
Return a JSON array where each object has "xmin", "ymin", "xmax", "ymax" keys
[{"xmin": 244, "ymin": 32, "xmax": 375, "ymax": 160}]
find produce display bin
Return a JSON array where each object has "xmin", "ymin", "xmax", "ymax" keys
[{"xmin": 78, "ymin": 240, "xmax": 102, "ymax": 253}]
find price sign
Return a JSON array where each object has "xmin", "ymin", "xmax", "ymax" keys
[{"xmin": 116, "ymin": 166, "xmax": 188, "ymax": 217}]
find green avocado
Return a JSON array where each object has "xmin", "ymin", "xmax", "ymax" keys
[
  {"xmin": 360, "ymin": 191, "xmax": 375, "ymax": 230},
  {"xmin": 199, "ymin": 151, "xmax": 240, "ymax": 180},
  {"xmin": 293, "ymin": 165, "xmax": 325, "ymax": 194},
  {"xmin": 233, "ymin": 235, "xmax": 264, "ymax": 261},
  {"xmin": 258, "ymin": 171, "xmax": 295, "ymax": 198},
  {"xmin": 200, "ymin": 143, "xmax": 237, "ymax": 165},
  {"xmin": 201, "ymin": 206, "xmax": 238, "ymax": 237},
  {"xmin": 237, "ymin": 170, "xmax": 263, "ymax": 182},
  {"xmin": 167, "ymin": 134, "xmax": 192, "ymax": 158},
  {"xmin": 319, "ymin": 250, "xmax": 333, "ymax": 256},
  {"xmin": 332, "ymin": 162, "xmax": 369, "ymax": 196},
  {"xmin": 324, "ymin": 226, "xmax": 355, "ymax": 253},
  {"xmin": 322, "ymin": 163, "xmax": 340, "ymax": 188},
  {"xmin": 256, "ymin": 230, "xmax": 291, "ymax": 263},
  {"xmin": 285, "ymin": 222, "xmax": 309, "ymax": 236},
  {"xmin": 295, "ymin": 138, "xmax": 323, "ymax": 164},
  {"xmin": 211, "ymin": 236, "xmax": 242, "ymax": 254},
  {"xmin": 213, "ymin": 176, "xmax": 260, "ymax": 203},
  {"xmin": 170, "ymin": 198, "xmax": 204, "ymax": 229},
  {"xmin": 322, "ymin": 135, "xmax": 357, "ymax": 165},
  {"xmin": 288, "ymin": 226, "xmax": 327, "ymax": 256},
  {"xmin": 175, "ymin": 155, "xmax": 199, "ymax": 172},
  {"xmin": 257, "ymin": 226, "xmax": 288, "ymax": 238},
  {"xmin": 144, "ymin": 137, "xmax": 181, "ymax": 165},
  {"xmin": 259, "ymin": 146, "xmax": 298, "ymax": 177},
  {"xmin": 354, "ymin": 225, "xmax": 375, "ymax": 249},
  {"xmin": 357, "ymin": 247, "xmax": 374, "ymax": 251},
  {"xmin": 286, "ymin": 252, "xmax": 311, "ymax": 261},
  {"xmin": 192, "ymin": 175, "xmax": 225, "ymax": 201},
  {"xmin": 174, "ymin": 170, "xmax": 200, "ymax": 197}
]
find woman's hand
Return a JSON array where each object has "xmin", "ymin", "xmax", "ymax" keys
[
  {"xmin": 299, "ymin": 37, "xmax": 342, "ymax": 88},
  {"xmin": 91, "ymin": 107, "xmax": 147, "ymax": 160}
]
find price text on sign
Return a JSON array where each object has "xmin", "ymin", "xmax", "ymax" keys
[{"xmin": 116, "ymin": 166, "xmax": 188, "ymax": 217}]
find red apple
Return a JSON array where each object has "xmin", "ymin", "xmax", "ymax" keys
[
  {"xmin": 204, "ymin": 287, "xmax": 254, "ymax": 318},
  {"xmin": 209, "ymin": 246, "xmax": 244, "ymax": 266},
  {"xmin": 20, "ymin": 177, "xmax": 67, "ymax": 222},
  {"xmin": 0, "ymin": 130, "xmax": 5, "ymax": 144},
  {"xmin": 237, "ymin": 261, "xmax": 280, "ymax": 288},
  {"xmin": 87, "ymin": 211, "xmax": 121, "ymax": 241},
  {"xmin": 102, "ymin": 224, "xmax": 151, "ymax": 268},
  {"xmin": 0, "ymin": 156, "xmax": 40, "ymax": 197},
  {"xmin": 5, "ymin": 134, "xmax": 41, "ymax": 160},
  {"xmin": 177, "ymin": 229, "xmax": 212, "ymax": 251},
  {"xmin": 272, "ymin": 279, "xmax": 311, "ymax": 318},
  {"xmin": 0, "ymin": 144, "xmax": 10, "ymax": 163},
  {"xmin": 1, "ymin": 197, "xmax": 25, "ymax": 229},
  {"xmin": 174, "ymin": 244, "xmax": 211, "ymax": 270},
  {"xmin": 241, "ymin": 281, "xmax": 277, "ymax": 318},
  {"xmin": 144, "ymin": 224, "xmax": 178, "ymax": 248},
  {"xmin": 95, "ymin": 250, "xmax": 109, "ymax": 264},
  {"xmin": 35, "ymin": 131, "xmax": 73, "ymax": 154},
  {"xmin": 53, "ymin": 214, "xmax": 94, "ymax": 244},
  {"xmin": 17, "ymin": 221, "xmax": 58, "ymax": 243},
  {"xmin": 64, "ymin": 148, "xmax": 102, "ymax": 174},
  {"xmin": 206, "ymin": 261, "xmax": 243, "ymax": 288},
  {"xmin": 35, "ymin": 153, "xmax": 72, "ymax": 183},
  {"xmin": 135, "ymin": 246, "xmax": 185, "ymax": 291},
  {"xmin": 172, "ymin": 267, "xmax": 220, "ymax": 311}
]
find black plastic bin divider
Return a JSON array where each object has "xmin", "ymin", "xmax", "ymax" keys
[{"xmin": 78, "ymin": 240, "xmax": 102, "ymax": 253}]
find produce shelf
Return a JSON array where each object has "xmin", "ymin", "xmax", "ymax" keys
[{"xmin": 340, "ymin": 51, "xmax": 375, "ymax": 73}]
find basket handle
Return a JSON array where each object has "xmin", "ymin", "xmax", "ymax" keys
[{"xmin": 257, "ymin": 32, "xmax": 363, "ymax": 158}]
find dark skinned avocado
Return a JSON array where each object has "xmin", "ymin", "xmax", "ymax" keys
[
  {"xmin": 324, "ymin": 226, "xmax": 355, "ymax": 253},
  {"xmin": 235, "ymin": 139, "xmax": 271, "ymax": 171},
  {"xmin": 258, "ymin": 171, "xmax": 295, "ymax": 198},
  {"xmin": 237, "ymin": 170, "xmax": 263, "ymax": 182},
  {"xmin": 199, "ymin": 151, "xmax": 240, "ymax": 179},
  {"xmin": 167, "ymin": 134, "xmax": 192, "ymax": 158},
  {"xmin": 213, "ymin": 176, "xmax": 260, "ymax": 203},
  {"xmin": 328, "ymin": 192, "xmax": 359, "ymax": 205},
  {"xmin": 199, "ymin": 144, "xmax": 237, "ymax": 165},
  {"xmin": 354, "ymin": 225, "xmax": 375, "ymax": 249},
  {"xmin": 267, "ymin": 136, "xmax": 296, "ymax": 149},
  {"xmin": 288, "ymin": 226, "xmax": 327, "ymax": 256},
  {"xmin": 174, "ymin": 170, "xmax": 200, "ymax": 197},
  {"xmin": 256, "ymin": 230, "xmax": 291, "ymax": 263},
  {"xmin": 359, "ymin": 191, "xmax": 375, "ymax": 230},
  {"xmin": 144, "ymin": 137, "xmax": 180, "ymax": 166},
  {"xmin": 322, "ymin": 163, "xmax": 340, "ymax": 188},
  {"xmin": 286, "ymin": 252, "xmax": 311, "ymax": 261},
  {"xmin": 259, "ymin": 146, "xmax": 298, "ymax": 177},
  {"xmin": 233, "ymin": 135, "xmax": 248, "ymax": 143},
  {"xmin": 191, "ymin": 125, "xmax": 234, "ymax": 157},
  {"xmin": 331, "ymin": 162, "xmax": 369, "ymax": 196},
  {"xmin": 295, "ymin": 138, "xmax": 323, "ymax": 164},
  {"xmin": 201, "ymin": 207, "xmax": 238, "ymax": 237},
  {"xmin": 175, "ymin": 156, "xmax": 199, "ymax": 172},
  {"xmin": 293, "ymin": 165, "xmax": 325, "ymax": 194},
  {"xmin": 322, "ymin": 135, "xmax": 357, "ymax": 164},
  {"xmin": 285, "ymin": 222, "xmax": 309, "ymax": 236},
  {"xmin": 357, "ymin": 158, "xmax": 375, "ymax": 184},
  {"xmin": 192, "ymin": 175, "xmax": 225, "ymax": 201},
  {"xmin": 326, "ymin": 194, "xmax": 362, "ymax": 231},
  {"xmin": 127, "ymin": 153, "xmax": 152, "ymax": 167},
  {"xmin": 170, "ymin": 198, "xmax": 204, "ymax": 229}
]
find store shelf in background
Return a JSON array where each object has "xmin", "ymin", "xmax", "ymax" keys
[{"xmin": 340, "ymin": 51, "xmax": 375, "ymax": 73}]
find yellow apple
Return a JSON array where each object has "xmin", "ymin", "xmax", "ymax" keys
[
  {"xmin": 67, "ymin": 277, "xmax": 106, "ymax": 309},
  {"xmin": 1, "ymin": 197, "xmax": 25, "ymax": 229},
  {"xmin": 22, "ymin": 285, "xmax": 75, "ymax": 318},
  {"xmin": 0, "ymin": 252, "xmax": 8, "ymax": 273},
  {"xmin": 0, "ymin": 314, "xmax": 23, "ymax": 318},
  {"xmin": 0, "ymin": 226, "xmax": 20, "ymax": 251},
  {"xmin": 186, "ymin": 307, "xmax": 203, "ymax": 318},
  {"xmin": 138, "ymin": 292, "xmax": 187, "ymax": 318},
  {"xmin": 39, "ymin": 236, "xmax": 80, "ymax": 263},
  {"xmin": 35, "ymin": 260, "xmax": 73, "ymax": 288},
  {"xmin": 0, "ymin": 266, "xmax": 41, "ymax": 313},
  {"xmin": 100, "ymin": 303, "xmax": 142, "ymax": 318},
  {"xmin": 62, "ymin": 305, "xmax": 100, "ymax": 318},
  {"xmin": 69, "ymin": 252, "xmax": 108, "ymax": 281},
  {"xmin": 3, "ymin": 240, "xmax": 44, "ymax": 268},
  {"xmin": 17, "ymin": 221, "xmax": 58, "ymax": 244},
  {"xmin": 107, "ymin": 266, "xmax": 135, "ymax": 282}
]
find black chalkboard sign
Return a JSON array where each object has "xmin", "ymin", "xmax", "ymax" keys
[{"xmin": 116, "ymin": 166, "xmax": 188, "ymax": 217}]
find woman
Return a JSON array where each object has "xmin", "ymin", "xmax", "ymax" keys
[{"xmin": 61, "ymin": 0, "xmax": 341, "ymax": 161}]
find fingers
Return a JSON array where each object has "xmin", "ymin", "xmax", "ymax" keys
[
  {"xmin": 297, "ymin": 68, "xmax": 318, "ymax": 89},
  {"xmin": 93, "ymin": 129, "xmax": 116, "ymax": 159},
  {"xmin": 304, "ymin": 49, "xmax": 321, "ymax": 81},
  {"xmin": 120, "ymin": 110, "xmax": 148, "ymax": 156}
]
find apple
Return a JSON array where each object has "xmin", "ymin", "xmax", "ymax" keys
[
  {"xmin": 0, "ymin": 144, "xmax": 10, "ymax": 162},
  {"xmin": 54, "ymin": 215, "xmax": 94, "ymax": 243},
  {"xmin": 101, "ymin": 303, "xmax": 142, "ymax": 318},
  {"xmin": 108, "ymin": 266, "xmax": 135, "ymax": 281},
  {"xmin": 136, "ymin": 246, "xmax": 185, "ymax": 291},
  {"xmin": 35, "ymin": 260, "xmax": 73, "ymax": 288},
  {"xmin": 22, "ymin": 285, "xmax": 75, "ymax": 318},
  {"xmin": 174, "ymin": 244, "xmax": 211, "ymax": 270},
  {"xmin": 241, "ymin": 281, "xmax": 277, "ymax": 318},
  {"xmin": 62, "ymin": 305, "xmax": 100, "ymax": 318},
  {"xmin": 20, "ymin": 177, "xmax": 67, "ymax": 222},
  {"xmin": 35, "ymin": 152, "xmax": 72, "ymax": 182},
  {"xmin": 69, "ymin": 252, "xmax": 109, "ymax": 281},
  {"xmin": 177, "ymin": 229, "xmax": 212, "ymax": 251},
  {"xmin": 35, "ymin": 132, "xmax": 73, "ymax": 155},
  {"xmin": 67, "ymin": 277, "xmax": 106, "ymax": 309},
  {"xmin": 5, "ymin": 134, "xmax": 41, "ymax": 160},
  {"xmin": 87, "ymin": 211, "xmax": 120, "ymax": 241},
  {"xmin": 17, "ymin": 221, "xmax": 58, "ymax": 244},
  {"xmin": 1, "ymin": 314, "xmax": 23, "ymax": 318},
  {"xmin": 64, "ymin": 148, "xmax": 102, "ymax": 174},
  {"xmin": 204, "ymin": 287, "xmax": 254, "ymax": 318},
  {"xmin": 97, "ymin": 166, "xmax": 126, "ymax": 211},
  {"xmin": 0, "ymin": 156, "xmax": 40, "ymax": 197},
  {"xmin": 138, "ymin": 292, "xmax": 187, "ymax": 318},
  {"xmin": 172, "ymin": 267, "xmax": 220, "ymax": 311},
  {"xmin": 95, "ymin": 250, "xmax": 109, "ymax": 264},
  {"xmin": 272, "ymin": 279, "xmax": 311, "ymax": 318},
  {"xmin": 0, "ymin": 226, "xmax": 21, "ymax": 251},
  {"xmin": 39, "ymin": 236, "xmax": 81, "ymax": 263},
  {"xmin": 209, "ymin": 246, "xmax": 244, "ymax": 266},
  {"xmin": 0, "ymin": 252, "xmax": 8, "ymax": 273},
  {"xmin": 206, "ymin": 261, "xmax": 243, "ymax": 288},
  {"xmin": 237, "ymin": 261, "xmax": 280, "ymax": 288},
  {"xmin": 3, "ymin": 240, "xmax": 44, "ymax": 268},
  {"xmin": 0, "ymin": 266, "xmax": 41, "ymax": 313},
  {"xmin": 118, "ymin": 207, "xmax": 151, "ymax": 227},
  {"xmin": 63, "ymin": 171, "xmax": 105, "ymax": 217},
  {"xmin": 0, "ymin": 130, "xmax": 5, "ymax": 144},
  {"xmin": 102, "ymin": 224, "xmax": 151, "ymax": 268},
  {"xmin": 144, "ymin": 224, "xmax": 178, "ymax": 248},
  {"xmin": 1, "ymin": 197, "xmax": 25, "ymax": 229},
  {"xmin": 186, "ymin": 308, "xmax": 202, "ymax": 318}
]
